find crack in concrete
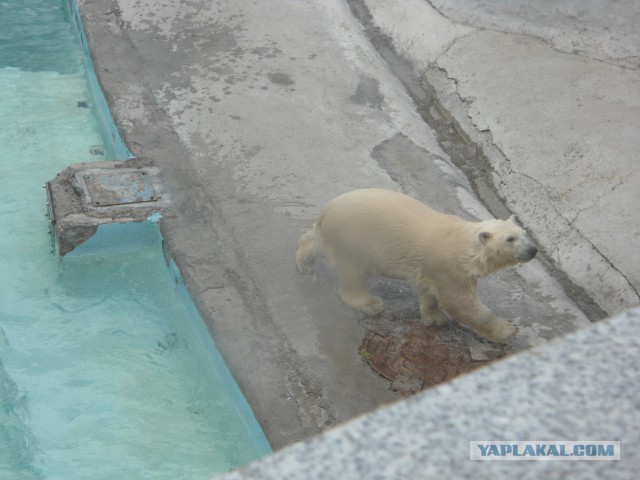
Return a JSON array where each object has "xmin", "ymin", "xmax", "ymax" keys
[
  {"xmin": 502, "ymin": 170, "xmax": 567, "ymax": 254},
  {"xmin": 502, "ymin": 169, "xmax": 639, "ymax": 307},
  {"xmin": 566, "ymin": 227, "xmax": 640, "ymax": 303},
  {"xmin": 424, "ymin": 0, "xmax": 639, "ymax": 70},
  {"xmin": 570, "ymin": 177, "xmax": 626, "ymax": 225},
  {"xmin": 285, "ymin": 372, "xmax": 337, "ymax": 430}
]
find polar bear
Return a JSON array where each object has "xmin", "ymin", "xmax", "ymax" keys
[{"xmin": 296, "ymin": 188, "xmax": 537, "ymax": 343}]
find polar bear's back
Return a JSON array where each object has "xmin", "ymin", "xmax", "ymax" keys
[{"xmin": 316, "ymin": 188, "xmax": 469, "ymax": 279}]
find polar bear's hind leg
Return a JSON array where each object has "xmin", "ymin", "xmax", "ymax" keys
[
  {"xmin": 335, "ymin": 263, "xmax": 384, "ymax": 315},
  {"xmin": 296, "ymin": 228, "xmax": 317, "ymax": 274}
]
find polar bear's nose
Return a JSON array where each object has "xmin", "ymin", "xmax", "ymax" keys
[{"xmin": 518, "ymin": 243, "xmax": 538, "ymax": 262}]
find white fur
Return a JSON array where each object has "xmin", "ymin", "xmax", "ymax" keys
[{"xmin": 296, "ymin": 188, "xmax": 537, "ymax": 343}]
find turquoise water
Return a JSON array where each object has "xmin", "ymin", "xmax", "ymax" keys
[{"xmin": 0, "ymin": 1, "xmax": 270, "ymax": 478}]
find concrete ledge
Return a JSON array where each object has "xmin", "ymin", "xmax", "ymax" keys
[
  {"xmin": 221, "ymin": 308, "xmax": 639, "ymax": 479},
  {"xmin": 46, "ymin": 160, "xmax": 168, "ymax": 255}
]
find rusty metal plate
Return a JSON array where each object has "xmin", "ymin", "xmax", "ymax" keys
[
  {"xmin": 360, "ymin": 316, "xmax": 507, "ymax": 396},
  {"xmin": 83, "ymin": 171, "xmax": 156, "ymax": 207}
]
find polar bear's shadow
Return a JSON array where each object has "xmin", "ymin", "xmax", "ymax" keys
[
  {"xmin": 312, "ymin": 258, "xmax": 419, "ymax": 315},
  {"xmin": 367, "ymin": 277, "xmax": 421, "ymax": 319},
  {"xmin": 366, "ymin": 277, "xmax": 484, "ymax": 339},
  {"xmin": 313, "ymin": 257, "xmax": 424, "ymax": 318},
  {"xmin": 313, "ymin": 256, "xmax": 503, "ymax": 346}
]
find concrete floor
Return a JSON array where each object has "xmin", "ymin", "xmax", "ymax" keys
[{"xmin": 76, "ymin": 0, "xmax": 637, "ymax": 449}]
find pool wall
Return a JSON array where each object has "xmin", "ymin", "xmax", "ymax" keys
[
  {"xmin": 64, "ymin": 0, "xmax": 272, "ymax": 458},
  {"xmin": 168, "ymin": 255, "xmax": 273, "ymax": 457},
  {"xmin": 68, "ymin": 221, "xmax": 272, "ymax": 457},
  {"xmin": 67, "ymin": 0, "xmax": 133, "ymax": 160}
]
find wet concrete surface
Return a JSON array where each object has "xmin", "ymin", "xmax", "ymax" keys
[{"xmin": 76, "ymin": 0, "xmax": 600, "ymax": 449}]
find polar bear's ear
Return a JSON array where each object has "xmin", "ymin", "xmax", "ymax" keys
[
  {"xmin": 479, "ymin": 231, "xmax": 492, "ymax": 244},
  {"xmin": 508, "ymin": 215, "xmax": 516, "ymax": 224}
]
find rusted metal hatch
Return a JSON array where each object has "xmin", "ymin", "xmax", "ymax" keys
[
  {"xmin": 360, "ymin": 315, "xmax": 507, "ymax": 396},
  {"xmin": 82, "ymin": 171, "xmax": 157, "ymax": 207}
]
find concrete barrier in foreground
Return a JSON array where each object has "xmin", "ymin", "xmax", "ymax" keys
[{"xmin": 220, "ymin": 307, "xmax": 639, "ymax": 479}]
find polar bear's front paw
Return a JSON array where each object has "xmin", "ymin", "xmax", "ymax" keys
[
  {"xmin": 486, "ymin": 319, "xmax": 518, "ymax": 344},
  {"xmin": 422, "ymin": 310, "xmax": 448, "ymax": 326},
  {"xmin": 357, "ymin": 296, "xmax": 385, "ymax": 315}
]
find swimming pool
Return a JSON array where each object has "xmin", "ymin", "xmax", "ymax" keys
[{"xmin": 0, "ymin": 1, "xmax": 270, "ymax": 478}]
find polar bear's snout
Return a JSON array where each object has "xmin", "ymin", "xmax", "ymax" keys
[
  {"xmin": 516, "ymin": 239, "xmax": 538, "ymax": 262},
  {"xmin": 507, "ymin": 228, "xmax": 537, "ymax": 262},
  {"xmin": 500, "ymin": 215, "xmax": 537, "ymax": 263}
]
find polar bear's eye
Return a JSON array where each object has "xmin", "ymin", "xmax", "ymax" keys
[{"xmin": 506, "ymin": 236, "xmax": 516, "ymax": 243}]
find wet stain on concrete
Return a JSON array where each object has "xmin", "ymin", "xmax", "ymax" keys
[
  {"xmin": 251, "ymin": 45, "xmax": 282, "ymax": 59},
  {"xmin": 267, "ymin": 71, "xmax": 295, "ymax": 86},
  {"xmin": 350, "ymin": 75, "xmax": 384, "ymax": 109},
  {"xmin": 371, "ymin": 132, "xmax": 470, "ymax": 216}
]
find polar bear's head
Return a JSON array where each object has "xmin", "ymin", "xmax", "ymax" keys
[{"xmin": 474, "ymin": 216, "xmax": 537, "ymax": 275}]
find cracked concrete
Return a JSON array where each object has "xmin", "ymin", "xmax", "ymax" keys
[
  {"xmin": 430, "ymin": 0, "xmax": 640, "ymax": 69},
  {"xmin": 362, "ymin": 0, "xmax": 640, "ymax": 315}
]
